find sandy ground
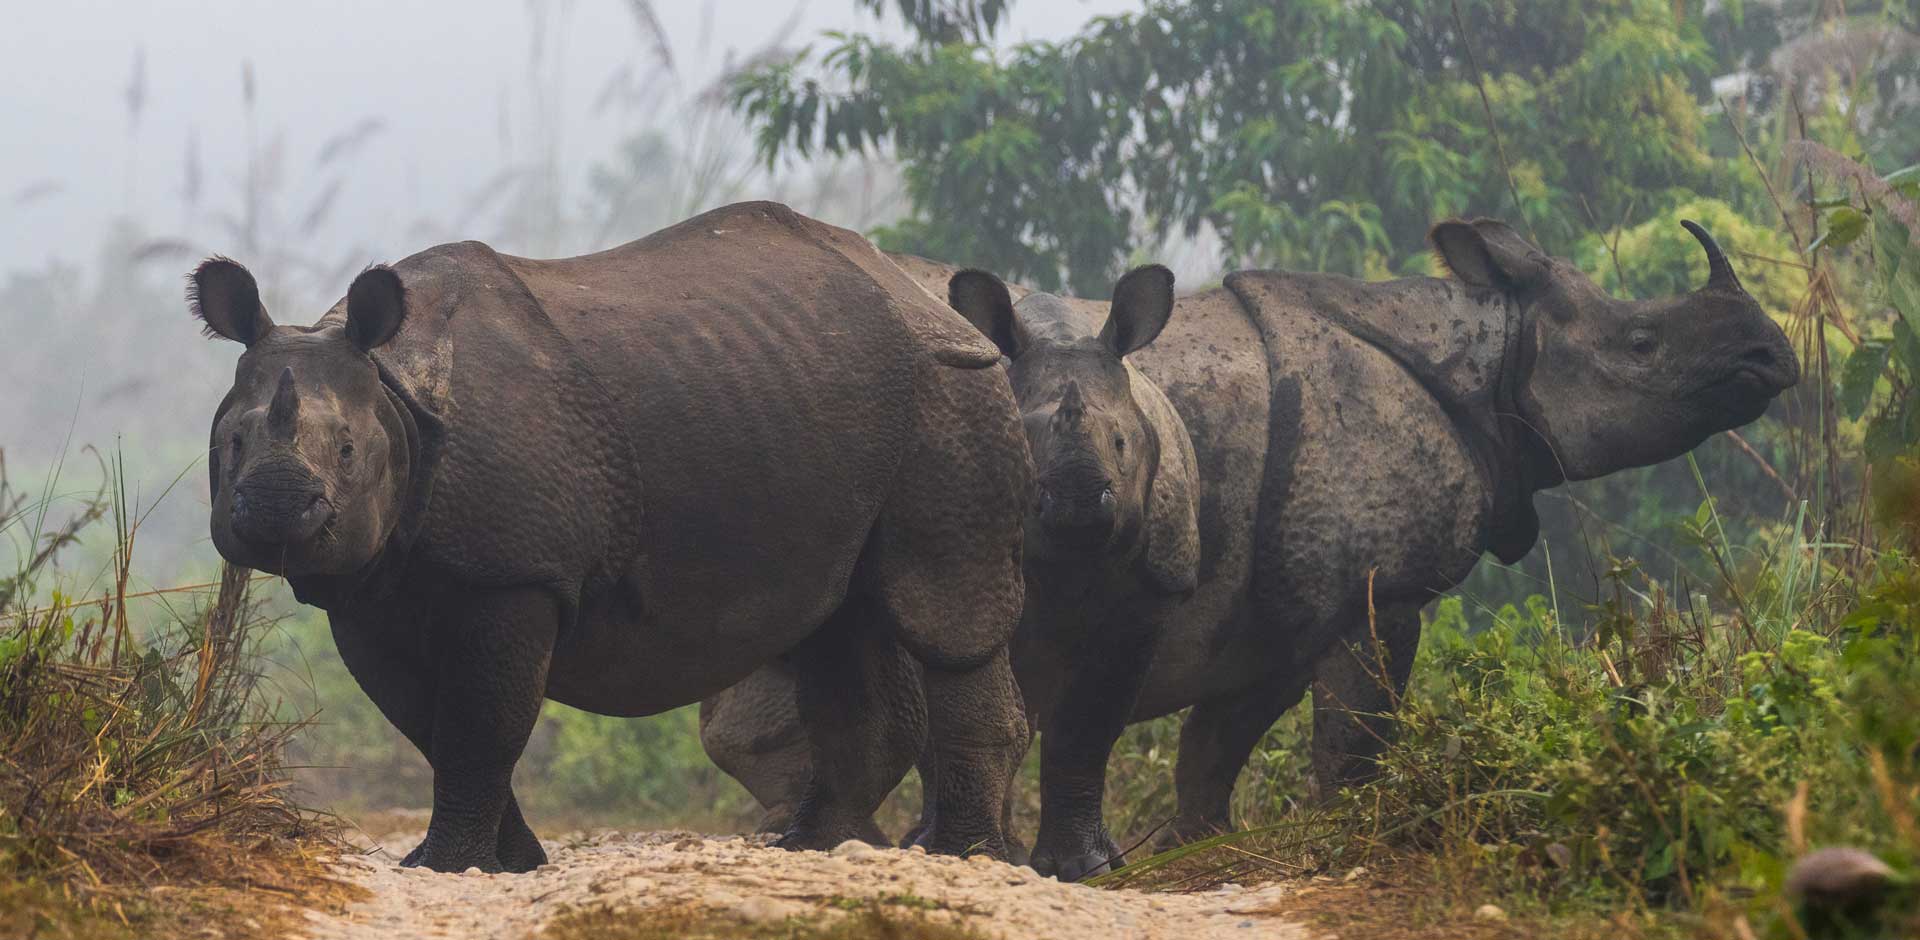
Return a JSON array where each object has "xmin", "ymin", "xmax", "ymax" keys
[{"xmin": 298, "ymin": 829, "xmax": 1321, "ymax": 940}]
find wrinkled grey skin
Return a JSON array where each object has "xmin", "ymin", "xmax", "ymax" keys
[
  {"xmin": 191, "ymin": 201, "xmax": 1032, "ymax": 873},
  {"xmin": 707, "ymin": 266, "xmax": 1200, "ymax": 883},
  {"xmin": 700, "ymin": 218, "xmax": 1799, "ymax": 850}
]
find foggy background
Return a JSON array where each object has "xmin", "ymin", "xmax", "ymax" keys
[{"xmin": 0, "ymin": 0, "xmax": 1141, "ymax": 583}]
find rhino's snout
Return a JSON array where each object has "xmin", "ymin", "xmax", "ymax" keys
[
  {"xmin": 231, "ymin": 473, "xmax": 333, "ymax": 550},
  {"xmin": 1036, "ymin": 477, "xmax": 1118, "ymax": 549},
  {"xmin": 1735, "ymin": 337, "xmax": 1799, "ymax": 392}
]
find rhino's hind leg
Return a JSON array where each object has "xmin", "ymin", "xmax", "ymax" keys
[
  {"xmin": 1309, "ymin": 602, "xmax": 1421, "ymax": 793},
  {"xmin": 777, "ymin": 597, "xmax": 923, "ymax": 851},
  {"xmin": 331, "ymin": 605, "xmax": 548, "ymax": 872},
  {"xmin": 1161, "ymin": 672, "xmax": 1310, "ymax": 848},
  {"xmin": 408, "ymin": 587, "xmax": 558, "ymax": 873},
  {"xmin": 699, "ymin": 662, "xmax": 813, "ymax": 835},
  {"xmin": 867, "ymin": 366, "xmax": 1029, "ymax": 859}
]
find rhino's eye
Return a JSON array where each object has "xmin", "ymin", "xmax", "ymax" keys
[
  {"xmin": 1113, "ymin": 434, "xmax": 1126, "ymax": 453},
  {"xmin": 1628, "ymin": 327, "xmax": 1658, "ymax": 357},
  {"xmin": 338, "ymin": 439, "xmax": 356, "ymax": 466}
]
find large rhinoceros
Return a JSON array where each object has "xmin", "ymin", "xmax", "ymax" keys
[
  {"xmin": 701, "ymin": 218, "xmax": 1799, "ymax": 853},
  {"xmin": 187, "ymin": 201, "xmax": 1032, "ymax": 873}
]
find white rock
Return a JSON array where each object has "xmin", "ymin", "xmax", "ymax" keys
[
  {"xmin": 831, "ymin": 839, "xmax": 876, "ymax": 859},
  {"xmin": 1474, "ymin": 904, "xmax": 1507, "ymax": 921}
]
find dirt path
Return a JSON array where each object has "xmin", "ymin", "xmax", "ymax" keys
[{"xmin": 298, "ymin": 829, "xmax": 1321, "ymax": 940}]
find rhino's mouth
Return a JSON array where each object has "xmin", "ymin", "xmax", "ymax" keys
[{"xmin": 1699, "ymin": 367, "xmax": 1785, "ymax": 428}]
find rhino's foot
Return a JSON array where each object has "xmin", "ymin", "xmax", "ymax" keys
[
  {"xmin": 1031, "ymin": 829, "xmax": 1123, "ymax": 883},
  {"xmin": 1152, "ymin": 814, "xmax": 1230, "ymax": 852},
  {"xmin": 923, "ymin": 825, "xmax": 1008, "ymax": 861},
  {"xmin": 775, "ymin": 815, "xmax": 890, "ymax": 852},
  {"xmin": 399, "ymin": 833, "xmax": 502, "ymax": 874},
  {"xmin": 496, "ymin": 828, "xmax": 548, "ymax": 873}
]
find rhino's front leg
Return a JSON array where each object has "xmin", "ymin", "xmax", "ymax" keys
[
  {"xmin": 408, "ymin": 586, "xmax": 557, "ymax": 874},
  {"xmin": 1029, "ymin": 632, "xmax": 1156, "ymax": 882},
  {"xmin": 1161, "ymin": 672, "xmax": 1310, "ymax": 848},
  {"xmin": 1308, "ymin": 602, "xmax": 1420, "ymax": 793},
  {"xmin": 331, "ymin": 606, "xmax": 549, "ymax": 872}
]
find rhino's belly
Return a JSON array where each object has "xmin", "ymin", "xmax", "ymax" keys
[
  {"xmin": 542, "ymin": 565, "xmax": 840, "ymax": 717},
  {"xmin": 1127, "ymin": 305, "xmax": 1491, "ymax": 715},
  {"xmin": 1250, "ymin": 315, "xmax": 1489, "ymax": 661}
]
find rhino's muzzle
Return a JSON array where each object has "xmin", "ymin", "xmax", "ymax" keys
[
  {"xmin": 1734, "ymin": 338, "xmax": 1799, "ymax": 392},
  {"xmin": 230, "ymin": 477, "xmax": 333, "ymax": 550},
  {"xmin": 1036, "ymin": 480, "xmax": 1118, "ymax": 550}
]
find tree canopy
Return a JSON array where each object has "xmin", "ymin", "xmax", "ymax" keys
[{"xmin": 734, "ymin": 0, "xmax": 1919, "ymax": 296}]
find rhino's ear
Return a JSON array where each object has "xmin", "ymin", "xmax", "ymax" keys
[
  {"xmin": 188, "ymin": 257, "xmax": 275, "ymax": 345},
  {"xmin": 1102, "ymin": 264, "xmax": 1176, "ymax": 357},
  {"xmin": 1429, "ymin": 218, "xmax": 1548, "ymax": 292},
  {"xmin": 948, "ymin": 269, "xmax": 1021, "ymax": 358},
  {"xmin": 345, "ymin": 265, "xmax": 407, "ymax": 352}
]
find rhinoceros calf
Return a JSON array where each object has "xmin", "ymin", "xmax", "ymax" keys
[
  {"xmin": 704, "ymin": 265, "xmax": 1198, "ymax": 882},
  {"xmin": 700, "ymin": 218, "xmax": 1799, "ymax": 848},
  {"xmin": 187, "ymin": 201, "xmax": 1031, "ymax": 873}
]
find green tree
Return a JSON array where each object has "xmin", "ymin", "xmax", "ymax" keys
[{"xmin": 731, "ymin": 0, "xmax": 1861, "ymax": 296}]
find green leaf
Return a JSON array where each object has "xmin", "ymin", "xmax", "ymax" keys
[
  {"xmin": 1885, "ymin": 164, "xmax": 1920, "ymax": 188},
  {"xmin": 1866, "ymin": 400, "xmax": 1912, "ymax": 462},
  {"xmin": 1841, "ymin": 340, "xmax": 1893, "ymax": 420},
  {"xmin": 1824, "ymin": 206, "xmax": 1869, "ymax": 248},
  {"xmin": 1894, "ymin": 318, "xmax": 1920, "ymax": 377}
]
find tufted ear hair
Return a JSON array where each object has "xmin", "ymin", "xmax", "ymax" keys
[
  {"xmin": 948, "ymin": 269, "xmax": 1022, "ymax": 358},
  {"xmin": 345, "ymin": 265, "xmax": 408, "ymax": 352},
  {"xmin": 1101, "ymin": 264, "xmax": 1176, "ymax": 357},
  {"xmin": 1429, "ymin": 218, "xmax": 1549, "ymax": 291},
  {"xmin": 188, "ymin": 256, "xmax": 275, "ymax": 345}
]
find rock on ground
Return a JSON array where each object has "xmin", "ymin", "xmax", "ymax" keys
[{"xmin": 300, "ymin": 829, "xmax": 1319, "ymax": 940}]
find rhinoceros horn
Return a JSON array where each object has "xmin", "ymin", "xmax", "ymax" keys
[
  {"xmin": 267, "ymin": 366, "xmax": 300, "ymax": 440},
  {"xmin": 1054, "ymin": 379, "xmax": 1088, "ymax": 429},
  {"xmin": 1681, "ymin": 220, "xmax": 1743, "ymax": 294}
]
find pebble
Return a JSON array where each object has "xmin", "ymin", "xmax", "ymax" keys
[
  {"xmin": 968, "ymin": 853, "xmax": 997, "ymax": 866},
  {"xmin": 907, "ymin": 843, "xmax": 928, "ymax": 855},
  {"xmin": 462, "ymin": 866, "xmax": 485, "ymax": 877},
  {"xmin": 1474, "ymin": 904, "xmax": 1507, "ymax": 921},
  {"xmin": 831, "ymin": 839, "xmax": 876, "ymax": 859}
]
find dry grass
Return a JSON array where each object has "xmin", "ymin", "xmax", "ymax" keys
[{"xmin": 0, "ymin": 451, "xmax": 338, "ymax": 935}]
